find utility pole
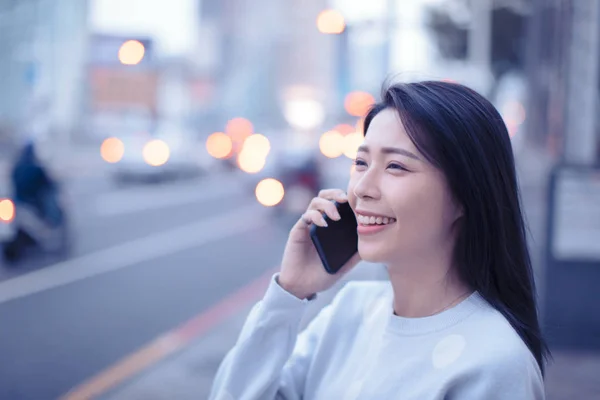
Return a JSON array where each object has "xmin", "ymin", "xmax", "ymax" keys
[
  {"xmin": 468, "ymin": 0, "xmax": 492, "ymax": 91},
  {"xmin": 563, "ymin": 0, "xmax": 600, "ymax": 165}
]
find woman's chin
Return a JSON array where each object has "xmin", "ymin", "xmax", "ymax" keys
[{"xmin": 357, "ymin": 243, "xmax": 389, "ymax": 264}]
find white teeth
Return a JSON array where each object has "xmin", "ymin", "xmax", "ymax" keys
[{"xmin": 357, "ymin": 215, "xmax": 396, "ymax": 225}]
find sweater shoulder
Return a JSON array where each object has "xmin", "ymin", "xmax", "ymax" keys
[{"xmin": 458, "ymin": 300, "xmax": 542, "ymax": 378}]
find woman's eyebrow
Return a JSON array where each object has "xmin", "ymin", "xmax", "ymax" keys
[{"xmin": 357, "ymin": 145, "xmax": 421, "ymax": 161}]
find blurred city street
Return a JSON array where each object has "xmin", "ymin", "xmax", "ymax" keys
[
  {"xmin": 0, "ymin": 153, "xmax": 302, "ymax": 399},
  {"xmin": 1, "ymin": 0, "xmax": 599, "ymax": 399}
]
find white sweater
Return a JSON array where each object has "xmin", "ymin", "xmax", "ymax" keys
[{"xmin": 209, "ymin": 274, "xmax": 545, "ymax": 400}]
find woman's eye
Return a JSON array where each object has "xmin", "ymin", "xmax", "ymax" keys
[
  {"xmin": 388, "ymin": 163, "xmax": 407, "ymax": 171},
  {"xmin": 353, "ymin": 159, "xmax": 367, "ymax": 167}
]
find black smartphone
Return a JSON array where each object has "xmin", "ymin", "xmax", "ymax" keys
[{"xmin": 309, "ymin": 201, "xmax": 358, "ymax": 274}]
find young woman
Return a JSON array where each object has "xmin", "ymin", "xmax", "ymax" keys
[{"xmin": 210, "ymin": 80, "xmax": 549, "ymax": 400}]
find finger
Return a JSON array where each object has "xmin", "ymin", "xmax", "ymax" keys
[
  {"xmin": 301, "ymin": 209, "xmax": 328, "ymax": 227},
  {"xmin": 308, "ymin": 197, "xmax": 341, "ymax": 221},
  {"xmin": 317, "ymin": 188, "xmax": 348, "ymax": 203}
]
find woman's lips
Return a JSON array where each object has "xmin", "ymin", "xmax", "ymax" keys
[{"xmin": 357, "ymin": 220, "xmax": 396, "ymax": 235}]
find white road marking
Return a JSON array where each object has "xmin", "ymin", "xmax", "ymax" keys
[
  {"xmin": 0, "ymin": 203, "xmax": 268, "ymax": 304},
  {"xmin": 92, "ymin": 178, "xmax": 248, "ymax": 217}
]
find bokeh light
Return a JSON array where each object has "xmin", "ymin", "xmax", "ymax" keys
[
  {"xmin": 344, "ymin": 91, "xmax": 375, "ymax": 117},
  {"xmin": 242, "ymin": 134, "xmax": 271, "ymax": 158},
  {"xmin": 0, "ymin": 199, "xmax": 15, "ymax": 222},
  {"xmin": 284, "ymin": 99, "xmax": 325, "ymax": 130},
  {"xmin": 237, "ymin": 149, "xmax": 267, "ymax": 173},
  {"xmin": 255, "ymin": 178, "xmax": 285, "ymax": 206},
  {"xmin": 143, "ymin": 139, "xmax": 170, "ymax": 166},
  {"xmin": 319, "ymin": 130, "xmax": 345, "ymax": 158},
  {"xmin": 101, "ymin": 137, "xmax": 125, "ymax": 163},
  {"xmin": 333, "ymin": 124, "xmax": 355, "ymax": 135},
  {"xmin": 343, "ymin": 131, "xmax": 364, "ymax": 159},
  {"xmin": 118, "ymin": 40, "xmax": 145, "ymax": 65},
  {"xmin": 206, "ymin": 132, "xmax": 233, "ymax": 159},
  {"xmin": 316, "ymin": 9, "xmax": 345, "ymax": 34},
  {"xmin": 226, "ymin": 117, "xmax": 254, "ymax": 145},
  {"xmin": 355, "ymin": 118, "xmax": 365, "ymax": 135},
  {"xmin": 502, "ymin": 101, "xmax": 526, "ymax": 126}
]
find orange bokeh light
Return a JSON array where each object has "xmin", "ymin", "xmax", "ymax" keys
[
  {"xmin": 242, "ymin": 134, "xmax": 271, "ymax": 158},
  {"xmin": 255, "ymin": 179, "xmax": 285, "ymax": 207},
  {"xmin": 344, "ymin": 91, "xmax": 375, "ymax": 117},
  {"xmin": 319, "ymin": 130, "xmax": 345, "ymax": 158},
  {"xmin": 226, "ymin": 117, "xmax": 254, "ymax": 145},
  {"xmin": 355, "ymin": 118, "xmax": 365, "ymax": 135},
  {"xmin": 0, "ymin": 199, "xmax": 15, "ymax": 222},
  {"xmin": 101, "ymin": 137, "xmax": 125, "ymax": 163},
  {"xmin": 343, "ymin": 131, "xmax": 364, "ymax": 159},
  {"xmin": 317, "ymin": 9, "xmax": 345, "ymax": 34},
  {"xmin": 333, "ymin": 124, "xmax": 355, "ymax": 135},
  {"xmin": 118, "ymin": 40, "xmax": 145, "ymax": 65},
  {"xmin": 206, "ymin": 132, "xmax": 233, "ymax": 159},
  {"xmin": 237, "ymin": 149, "xmax": 266, "ymax": 174},
  {"xmin": 502, "ymin": 101, "xmax": 526, "ymax": 126}
]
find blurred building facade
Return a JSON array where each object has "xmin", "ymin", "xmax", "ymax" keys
[
  {"xmin": 0, "ymin": 0, "xmax": 88, "ymax": 151},
  {"xmin": 526, "ymin": 0, "xmax": 600, "ymax": 350},
  {"xmin": 527, "ymin": 0, "xmax": 600, "ymax": 164},
  {"xmin": 198, "ymin": 0, "xmax": 341, "ymax": 133}
]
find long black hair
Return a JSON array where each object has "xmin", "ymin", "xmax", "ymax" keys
[{"xmin": 363, "ymin": 80, "xmax": 550, "ymax": 375}]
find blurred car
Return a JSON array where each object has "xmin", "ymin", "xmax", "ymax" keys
[{"xmin": 110, "ymin": 122, "xmax": 216, "ymax": 183}]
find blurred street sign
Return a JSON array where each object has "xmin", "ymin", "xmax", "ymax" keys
[
  {"xmin": 89, "ymin": 67, "xmax": 158, "ymax": 111},
  {"xmin": 551, "ymin": 167, "xmax": 600, "ymax": 260},
  {"xmin": 544, "ymin": 164, "xmax": 600, "ymax": 350},
  {"xmin": 86, "ymin": 34, "xmax": 158, "ymax": 138}
]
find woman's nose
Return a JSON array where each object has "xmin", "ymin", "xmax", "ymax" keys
[{"xmin": 352, "ymin": 171, "xmax": 381, "ymax": 200}]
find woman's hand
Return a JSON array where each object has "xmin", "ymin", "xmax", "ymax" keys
[{"xmin": 278, "ymin": 189, "xmax": 361, "ymax": 299}]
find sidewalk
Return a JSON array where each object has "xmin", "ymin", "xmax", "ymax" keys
[{"xmin": 96, "ymin": 141, "xmax": 600, "ymax": 400}]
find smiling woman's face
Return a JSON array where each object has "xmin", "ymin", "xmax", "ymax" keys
[{"xmin": 347, "ymin": 108, "xmax": 462, "ymax": 265}]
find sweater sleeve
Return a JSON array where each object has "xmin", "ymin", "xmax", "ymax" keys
[
  {"xmin": 449, "ymin": 348, "xmax": 545, "ymax": 400},
  {"xmin": 209, "ymin": 273, "xmax": 338, "ymax": 400}
]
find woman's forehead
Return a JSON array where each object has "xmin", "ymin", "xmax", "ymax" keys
[{"xmin": 365, "ymin": 109, "xmax": 416, "ymax": 150}]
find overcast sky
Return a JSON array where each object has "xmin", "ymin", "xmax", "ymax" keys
[{"xmin": 89, "ymin": 0, "xmax": 199, "ymax": 56}]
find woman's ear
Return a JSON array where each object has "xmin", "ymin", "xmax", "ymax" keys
[{"xmin": 452, "ymin": 199, "xmax": 464, "ymax": 222}]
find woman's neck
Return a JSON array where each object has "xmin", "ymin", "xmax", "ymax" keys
[{"xmin": 386, "ymin": 256, "xmax": 471, "ymax": 318}]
